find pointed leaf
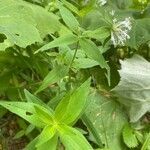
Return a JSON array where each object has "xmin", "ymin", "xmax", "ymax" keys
[
  {"xmin": 36, "ymin": 33, "xmax": 78, "ymax": 53},
  {"xmin": 24, "ymin": 89, "xmax": 49, "ymax": 109},
  {"xmin": 36, "ymin": 125, "xmax": 56, "ymax": 147},
  {"xmin": 35, "ymin": 65, "xmax": 69, "ymax": 94},
  {"xmin": 0, "ymin": 101, "xmax": 46, "ymax": 127},
  {"xmin": 59, "ymin": 5, "xmax": 79, "ymax": 32},
  {"xmin": 58, "ymin": 125, "xmax": 93, "ymax": 150},
  {"xmin": 34, "ymin": 105, "xmax": 54, "ymax": 125},
  {"xmin": 55, "ymin": 78, "xmax": 91, "ymax": 125},
  {"xmin": 82, "ymin": 27, "xmax": 110, "ymax": 42},
  {"xmin": 79, "ymin": 39, "xmax": 108, "ymax": 69}
]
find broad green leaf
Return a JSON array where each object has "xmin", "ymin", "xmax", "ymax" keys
[
  {"xmin": 0, "ymin": 0, "xmax": 61, "ymax": 50},
  {"xmin": 55, "ymin": 78, "xmax": 91, "ymax": 125},
  {"xmin": 36, "ymin": 125, "xmax": 56, "ymax": 147},
  {"xmin": 82, "ymin": 27, "xmax": 110, "ymax": 42},
  {"xmin": 59, "ymin": 5, "xmax": 79, "ymax": 32},
  {"xmin": 122, "ymin": 124, "xmax": 139, "ymax": 148},
  {"xmin": 35, "ymin": 64, "xmax": 69, "ymax": 94},
  {"xmin": 84, "ymin": 90, "xmax": 127, "ymax": 150},
  {"xmin": 79, "ymin": 39, "xmax": 108, "ymax": 69},
  {"xmin": 0, "ymin": 101, "xmax": 46, "ymax": 127},
  {"xmin": 112, "ymin": 55, "xmax": 150, "ymax": 122},
  {"xmin": 28, "ymin": 2, "xmax": 61, "ymax": 38},
  {"xmin": 36, "ymin": 33, "xmax": 78, "ymax": 53},
  {"xmin": 58, "ymin": 125, "xmax": 93, "ymax": 150}
]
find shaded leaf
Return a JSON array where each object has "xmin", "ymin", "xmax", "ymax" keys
[
  {"xmin": 79, "ymin": 39, "xmax": 108, "ymax": 69},
  {"xmin": 35, "ymin": 65, "xmax": 69, "ymax": 94}
]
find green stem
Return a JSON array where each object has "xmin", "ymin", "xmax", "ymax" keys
[
  {"xmin": 141, "ymin": 133, "xmax": 150, "ymax": 150},
  {"xmin": 82, "ymin": 114, "xmax": 104, "ymax": 148},
  {"xmin": 68, "ymin": 41, "xmax": 79, "ymax": 82},
  {"xmin": 69, "ymin": 41, "xmax": 79, "ymax": 68}
]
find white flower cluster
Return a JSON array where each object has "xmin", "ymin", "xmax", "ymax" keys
[
  {"xmin": 111, "ymin": 17, "xmax": 132, "ymax": 47},
  {"xmin": 83, "ymin": 0, "xmax": 107, "ymax": 6},
  {"xmin": 96, "ymin": 0, "xmax": 107, "ymax": 6}
]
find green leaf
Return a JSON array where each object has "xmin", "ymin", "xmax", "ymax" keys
[
  {"xmin": 0, "ymin": 101, "xmax": 48, "ymax": 127},
  {"xmin": 82, "ymin": 114, "xmax": 103, "ymax": 147},
  {"xmin": 0, "ymin": 0, "xmax": 61, "ymax": 50},
  {"xmin": 55, "ymin": 78, "xmax": 91, "ymax": 125},
  {"xmin": 36, "ymin": 33, "xmax": 78, "ymax": 53},
  {"xmin": 112, "ymin": 55, "xmax": 150, "ymax": 122},
  {"xmin": 37, "ymin": 135, "xmax": 58, "ymax": 150},
  {"xmin": 73, "ymin": 58, "xmax": 99, "ymax": 69},
  {"xmin": 59, "ymin": 5, "xmax": 79, "ymax": 32},
  {"xmin": 82, "ymin": 27, "xmax": 110, "ymax": 42},
  {"xmin": 34, "ymin": 105, "xmax": 54, "ymax": 125},
  {"xmin": 28, "ymin": 2, "xmax": 61, "ymax": 38},
  {"xmin": 141, "ymin": 133, "xmax": 150, "ymax": 150},
  {"xmin": 35, "ymin": 64, "xmax": 69, "ymax": 94},
  {"xmin": 25, "ymin": 136, "xmax": 39, "ymax": 150},
  {"xmin": 62, "ymin": 0, "xmax": 79, "ymax": 15},
  {"xmin": 58, "ymin": 125, "xmax": 93, "ymax": 150},
  {"xmin": 13, "ymin": 130, "xmax": 25, "ymax": 139},
  {"xmin": 25, "ymin": 124, "xmax": 35, "ymax": 135},
  {"xmin": 122, "ymin": 124, "xmax": 139, "ymax": 148},
  {"xmin": 84, "ymin": 90, "xmax": 127, "ymax": 150},
  {"xmin": 36, "ymin": 125, "xmax": 56, "ymax": 147},
  {"xmin": 79, "ymin": 39, "xmax": 108, "ymax": 69},
  {"xmin": 25, "ymin": 135, "xmax": 58, "ymax": 150},
  {"xmin": 24, "ymin": 89, "xmax": 48, "ymax": 109}
]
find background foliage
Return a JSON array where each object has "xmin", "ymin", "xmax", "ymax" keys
[{"xmin": 0, "ymin": 0, "xmax": 150, "ymax": 149}]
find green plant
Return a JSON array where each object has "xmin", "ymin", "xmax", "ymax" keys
[{"xmin": 0, "ymin": 0, "xmax": 150, "ymax": 149}]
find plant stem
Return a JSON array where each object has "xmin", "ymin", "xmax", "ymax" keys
[{"xmin": 69, "ymin": 41, "xmax": 79, "ymax": 68}]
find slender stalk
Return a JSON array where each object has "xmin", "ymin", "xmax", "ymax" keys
[
  {"xmin": 141, "ymin": 133, "xmax": 150, "ymax": 150},
  {"xmin": 69, "ymin": 41, "xmax": 79, "ymax": 68},
  {"xmin": 82, "ymin": 114, "xmax": 104, "ymax": 148}
]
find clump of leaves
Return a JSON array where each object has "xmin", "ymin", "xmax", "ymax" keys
[
  {"xmin": 0, "ymin": 79, "xmax": 92, "ymax": 149},
  {"xmin": 0, "ymin": 0, "xmax": 150, "ymax": 149}
]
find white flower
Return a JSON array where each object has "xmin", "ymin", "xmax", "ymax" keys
[
  {"xmin": 111, "ymin": 17, "xmax": 132, "ymax": 47},
  {"xmin": 110, "ymin": 10, "xmax": 115, "ymax": 16},
  {"xmin": 83, "ymin": 0, "xmax": 89, "ymax": 5},
  {"xmin": 97, "ymin": 0, "xmax": 107, "ymax": 6}
]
